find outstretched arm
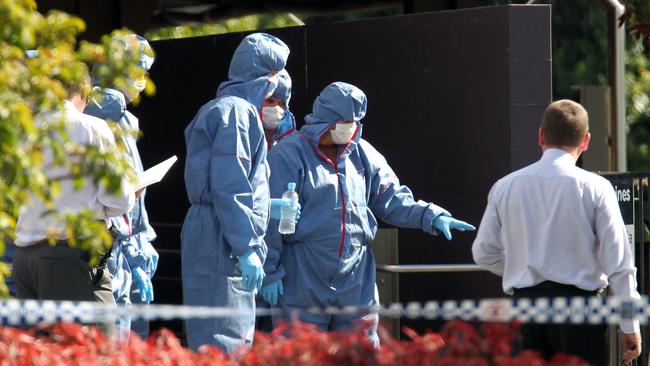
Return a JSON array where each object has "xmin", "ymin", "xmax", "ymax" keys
[
  {"xmin": 364, "ymin": 141, "xmax": 474, "ymax": 238},
  {"xmin": 472, "ymin": 187, "xmax": 504, "ymax": 275}
]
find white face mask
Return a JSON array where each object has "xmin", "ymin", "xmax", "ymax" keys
[
  {"xmin": 262, "ymin": 106, "xmax": 285, "ymax": 130},
  {"xmin": 330, "ymin": 122, "xmax": 357, "ymax": 145},
  {"xmin": 128, "ymin": 78, "xmax": 147, "ymax": 93},
  {"xmin": 123, "ymin": 77, "xmax": 146, "ymax": 102}
]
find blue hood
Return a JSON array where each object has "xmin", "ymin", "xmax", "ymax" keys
[
  {"xmin": 217, "ymin": 33, "xmax": 290, "ymax": 109},
  {"xmin": 305, "ymin": 82, "xmax": 366, "ymax": 125},
  {"xmin": 271, "ymin": 69, "xmax": 292, "ymax": 106},
  {"xmin": 86, "ymin": 87, "xmax": 127, "ymax": 121},
  {"xmin": 270, "ymin": 69, "xmax": 295, "ymax": 143},
  {"xmin": 120, "ymin": 34, "xmax": 155, "ymax": 71},
  {"xmin": 301, "ymin": 82, "xmax": 367, "ymax": 145},
  {"xmin": 91, "ymin": 34, "xmax": 154, "ymax": 86}
]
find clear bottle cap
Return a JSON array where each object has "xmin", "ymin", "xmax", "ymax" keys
[{"xmin": 287, "ymin": 182, "xmax": 296, "ymax": 190}]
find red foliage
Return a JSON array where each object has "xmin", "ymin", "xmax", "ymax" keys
[
  {"xmin": 0, "ymin": 323, "xmax": 231, "ymax": 366},
  {"xmin": 239, "ymin": 321, "xmax": 379, "ymax": 366},
  {"xmin": 382, "ymin": 326, "xmax": 445, "ymax": 365},
  {"xmin": 0, "ymin": 320, "xmax": 589, "ymax": 365},
  {"xmin": 547, "ymin": 354, "xmax": 592, "ymax": 366},
  {"xmin": 498, "ymin": 350, "xmax": 546, "ymax": 366}
]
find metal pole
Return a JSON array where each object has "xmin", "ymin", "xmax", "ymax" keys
[
  {"xmin": 376, "ymin": 264, "xmax": 486, "ymax": 273},
  {"xmin": 601, "ymin": 0, "xmax": 626, "ymax": 172},
  {"xmin": 601, "ymin": 4, "xmax": 630, "ymax": 359}
]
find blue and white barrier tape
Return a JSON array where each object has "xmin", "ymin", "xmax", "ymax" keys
[{"xmin": 0, "ymin": 296, "xmax": 645, "ymax": 326}]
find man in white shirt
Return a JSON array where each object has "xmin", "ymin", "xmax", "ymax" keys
[
  {"xmin": 472, "ymin": 99, "xmax": 641, "ymax": 365},
  {"xmin": 12, "ymin": 70, "xmax": 135, "ymax": 332}
]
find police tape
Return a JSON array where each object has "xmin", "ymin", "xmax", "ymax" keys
[{"xmin": 0, "ymin": 296, "xmax": 646, "ymax": 326}]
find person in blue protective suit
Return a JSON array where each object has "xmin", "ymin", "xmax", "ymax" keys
[
  {"xmin": 256, "ymin": 68, "xmax": 298, "ymax": 332},
  {"xmin": 84, "ymin": 34, "xmax": 158, "ymax": 340},
  {"xmin": 181, "ymin": 32, "xmax": 290, "ymax": 352},
  {"xmin": 262, "ymin": 68, "xmax": 302, "ymax": 225},
  {"xmin": 261, "ymin": 82, "xmax": 476, "ymax": 346}
]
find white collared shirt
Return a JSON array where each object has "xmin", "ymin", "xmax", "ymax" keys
[
  {"xmin": 472, "ymin": 148, "xmax": 640, "ymax": 333},
  {"xmin": 15, "ymin": 101, "xmax": 135, "ymax": 246}
]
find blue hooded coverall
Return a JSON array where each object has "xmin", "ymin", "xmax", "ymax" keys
[
  {"xmin": 181, "ymin": 33, "xmax": 289, "ymax": 352},
  {"xmin": 85, "ymin": 35, "xmax": 157, "ymax": 339},
  {"xmin": 256, "ymin": 68, "xmax": 296, "ymax": 332},
  {"xmin": 84, "ymin": 87, "xmax": 158, "ymax": 338},
  {"xmin": 264, "ymin": 82, "xmax": 450, "ymax": 346}
]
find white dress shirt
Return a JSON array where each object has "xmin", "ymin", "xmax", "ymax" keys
[
  {"xmin": 15, "ymin": 100, "xmax": 135, "ymax": 246},
  {"xmin": 472, "ymin": 148, "xmax": 640, "ymax": 333}
]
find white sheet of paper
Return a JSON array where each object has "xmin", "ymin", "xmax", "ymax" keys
[{"xmin": 135, "ymin": 155, "xmax": 178, "ymax": 191}]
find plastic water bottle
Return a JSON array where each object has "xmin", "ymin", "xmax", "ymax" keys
[{"xmin": 278, "ymin": 182, "xmax": 298, "ymax": 234}]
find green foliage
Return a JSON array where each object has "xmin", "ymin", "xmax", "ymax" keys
[
  {"xmin": 145, "ymin": 4, "xmax": 405, "ymax": 41},
  {"xmin": 623, "ymin": 0, "xmax": 650, "ymax": 44},
  {"xmin": 626, "ymin": 41, "xmax": 650, "ymax": 171},
  {"xmin": 146, "ymin": 13, "xmax": 304, "ymax": 40},
  {"xmin": 538, "ymin": 0, "xmax": 650, "ymax": 172},
  {"xmin": 0, "ymin": 0, "xmax": 152, "ymax": 295},
  {"xmin": 623, "ymin": 0, "xmax": 650, "ymax": 171},
  {"xmin": 551, "ymin": 0, "xmax": 609, "ymax": 99},
  {"xmin": 295, "ymin": 4, "xmax": 402, "ymax": 25}
]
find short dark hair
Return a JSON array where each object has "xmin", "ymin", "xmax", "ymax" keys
[
  {"xmin": 540, "ymin": 99, "xmax": 589, "ymax": 147},
  {"xmin": 58, "ymin": 63, "xmax": 92, "ymax": 100}
]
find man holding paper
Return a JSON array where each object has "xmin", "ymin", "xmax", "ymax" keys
[
  {"xmin": 84, "ymin": 34, "xmax": 159, "ymax": 339},
  {"xmin": 13, "ymin": 66, "xmax": 135, "ymax": 336}
]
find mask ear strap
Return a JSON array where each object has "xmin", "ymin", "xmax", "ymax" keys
[{"xmin": 277, "ymin": 109, "xmax": 291, "ymax": 130}]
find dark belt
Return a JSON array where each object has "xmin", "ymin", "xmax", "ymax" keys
[
  {"xmin": 31, "ymin": 239, "xmax": 111, "ymax": 268},
  {"xmin": 512, "ymin": 281, "xmax": 602, "ymax": 297}
]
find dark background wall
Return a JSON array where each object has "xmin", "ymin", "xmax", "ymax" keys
[{"xmin": 132, "ymin": 4, "xmax": 551, "ymax": 336}]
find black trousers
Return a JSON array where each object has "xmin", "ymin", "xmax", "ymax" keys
[
  {"xmin": 12, "ymin": 241, "xmax": 115, "ymax": 335},
  {"xmin": 512, "ymin": 282, "xmax": 607, "ymax": 366}
]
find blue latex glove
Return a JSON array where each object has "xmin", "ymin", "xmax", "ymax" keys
[
  {"xmin": 260, "ymin": 280, "xmax": 284, "ymax": 306},
  {"xmin": 238, "ymin": 249, "xmax": 265, "ymax": 291},
  {"xmin": 142, "ymin": 242, "xmax": 159, "ymax": 275},
  {"xmin": 132, "ymin": 267, "xmax": 154, "ymax": 302},
  {"xmin": 269, "ymin": 198, "xmax": 301, "ymax": 221},
  {"xmin": 433, "ymin": 215, "xmax": 476, "ymax": 240}
]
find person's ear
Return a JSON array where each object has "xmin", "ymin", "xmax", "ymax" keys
[
  {"xmin": 538, "ymin": 127, "xmax": 544, "ymax": 147},
  {"xmin": 579, "ymin": 132, "xmax": 591, "ymax": 153}
]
